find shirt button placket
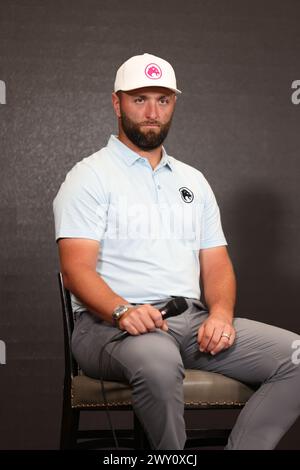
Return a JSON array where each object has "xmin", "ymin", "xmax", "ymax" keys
[{"xmin": 152, "ymin": 173, "xmax": 161, "ymax": 203}]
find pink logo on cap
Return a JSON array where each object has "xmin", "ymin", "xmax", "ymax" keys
[{"xmin": 145, "ymin": 63, "xmax": 162, "ymax": 80}]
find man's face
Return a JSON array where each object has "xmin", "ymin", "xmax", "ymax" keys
[{"xmin": 114, "ymin": 87, "xmax": 177, "ymax": 150}]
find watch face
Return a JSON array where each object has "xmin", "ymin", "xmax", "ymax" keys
[
  {"xmin": 116, "ymin": 306, "xmax": 125, "ymax": 315},
  {"xmin": 113, "ymin": 305, "xmax": 129, "ymax": 318}
]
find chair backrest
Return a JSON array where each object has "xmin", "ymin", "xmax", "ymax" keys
[{"xmin": 58, "ymin": 272, "xmax": 79, "ymax": 378}]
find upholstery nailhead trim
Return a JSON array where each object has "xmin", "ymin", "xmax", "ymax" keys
[
  {"xmin": 72, "ymin": 402, "xmax": 132, "ymax": 408},
  {"xmin": 184, "ymin": 401, "xmax": 246, "ymax": 406},
  {"xmin": 71, "ymin": 384, "xmax": 248, "ymax": 408},
  {"xmin": 72, "ymin": 401, "xmax": 246, "ymax": 408},
  {"xmin": 71, "ymin": 385, "xmax": 132, "ymax": 408}
]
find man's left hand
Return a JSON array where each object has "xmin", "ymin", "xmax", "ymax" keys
[{"xmin": 197, "ymin": 314, "xmax": 235, "ymax": 355}]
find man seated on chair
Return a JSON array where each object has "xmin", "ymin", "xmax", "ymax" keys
[{"xmin": 53, "ymin": 53, "xmax": 300, "ymax": 450}]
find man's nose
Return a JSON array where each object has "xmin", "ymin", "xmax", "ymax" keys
[{"xmin": 145, "ymin": 101, "xmax": 159, "ymax": 120}]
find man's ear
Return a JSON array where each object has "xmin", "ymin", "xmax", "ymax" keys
[{"xmin": 112, "ymin": 92, "xmax": 121, "ymax": 118}]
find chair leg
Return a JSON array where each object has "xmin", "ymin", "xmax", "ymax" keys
[
  {"xmin": 133, "ymin": 413, "xmax": 151, "ymax": 449},
  {"xmin": 60, "ymin": 394, "xmax": 80, "ymax": 449}
]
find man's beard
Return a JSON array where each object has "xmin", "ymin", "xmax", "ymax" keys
[{"xmin": 120, "ymin": 111, "xmax": 172, "ymax": 151}]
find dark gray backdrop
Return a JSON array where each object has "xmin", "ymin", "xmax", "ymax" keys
[{"xmin": 0, "ymin": 0, "xmax": 299, "ymax": 449}]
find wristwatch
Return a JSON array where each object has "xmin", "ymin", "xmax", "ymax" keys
[{"xmin": 112, "ymin": 304, "xmax": 132, "ymax": 328}]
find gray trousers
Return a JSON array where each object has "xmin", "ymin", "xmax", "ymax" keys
[{"xmin": 71, "ymin": 298, "xmax": 300, "ymax": 450}]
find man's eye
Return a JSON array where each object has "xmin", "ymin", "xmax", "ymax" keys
[
  {"xmin": 160, "ymin": 98, "xmax": 169, "ymax": 104},
  {"xmin": 134, "ymin": 97, "xmax": 144, "ymax": 103}
]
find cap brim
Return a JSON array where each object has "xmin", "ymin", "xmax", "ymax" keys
[{"xmin": 115, "ymin": 86, "xmax": 182, "ymax": 95}]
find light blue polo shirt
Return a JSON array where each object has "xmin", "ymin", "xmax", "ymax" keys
[{"xmin": 53, "ymin": 135, "xmax": 227, "ymax": 312}]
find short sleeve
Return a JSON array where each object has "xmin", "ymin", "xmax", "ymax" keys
[
  {"xmin": 53, "ymin": 161, "xmax": 109, "ymax": 242},
  {"xmin": 200, "ymin": 176, "xmax": 227, "ymax": 249}
]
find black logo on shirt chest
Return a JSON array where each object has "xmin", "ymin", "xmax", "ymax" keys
[{"xmin": 179, "ymin": 187, "xmax": 194, "ymax": 203}]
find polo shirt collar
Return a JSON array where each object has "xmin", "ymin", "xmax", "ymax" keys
[{"xmin": 108, "ymin": 135, "xmax": 174, "ymax": 171}]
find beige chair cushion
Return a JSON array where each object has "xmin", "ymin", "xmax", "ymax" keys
[{"xmin": 71, "ymin": 369, "xmax": 254, "ymax": 409}]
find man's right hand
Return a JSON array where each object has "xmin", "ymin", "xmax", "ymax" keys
[{"xmin": 117, "ymin": 304, "xmax": 169, "ymax": 336}]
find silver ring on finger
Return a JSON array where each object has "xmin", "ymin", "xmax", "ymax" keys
[{"xmin": 221, "ymin": 333, "xmax": 231, "ymax": 340}]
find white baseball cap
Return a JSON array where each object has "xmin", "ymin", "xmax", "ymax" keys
[{"xmin": 114, "ymin": 53, "xmax": 182, "ymax": 94}]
